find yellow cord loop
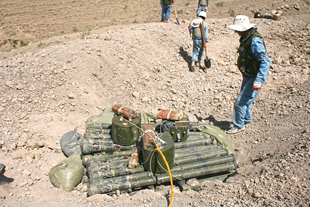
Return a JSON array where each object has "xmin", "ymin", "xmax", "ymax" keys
[{"xmin": 155, "ymin": 143, "xmax": 174, "ymax": 207}]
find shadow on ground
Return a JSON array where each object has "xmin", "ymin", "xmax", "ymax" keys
[
  {"xmin": 179, "ymin": 46, "xmax": 192, "ymax": 70},
  {"xmin": 194, "ymin": 114, "xmax": 231, "ymax": 131},
  {"xmin": 0, "ymin": 175, "xmax": 14, "ymax": 184}
]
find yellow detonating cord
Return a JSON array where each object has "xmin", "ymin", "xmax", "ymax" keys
[{"xmin": 155, "ymin": 143, "xmax": 174, "ymax": 207}]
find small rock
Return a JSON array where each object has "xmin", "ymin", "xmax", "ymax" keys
[
  {"xmin": 132, "ymin": 92, "xmax": 139, "ymax": 99},
  {"xmin": 291, "ymin": 176, "xmax": 298, "ymax": 183},
  {"xmin": 9, "ymin": 143, "xmax": 17, "ymax": 151},
  {"xmin": 116, "ymin": 190, "xmax": 120, "ymax": 197},
  {"xmin": 253, "ymin": 192, "xmax": 262, "ymax": 198},
  {"xmin": 169, "ymin": 88, "xmax": 177, "ymax": 94},
  {"xmin": 141, "ymin": 97, "xmax": 148, "ymax": 103},
  {"xmin": 244, "ymin": 180, "xmax": 251, "ymax": 188},
  {"xmin": 294, "ymin": 4, "xmax": 300, "ymax": 10},
  {"xmin": 67, "ymin": 93, "xmax": 76, "ymax": 99}
]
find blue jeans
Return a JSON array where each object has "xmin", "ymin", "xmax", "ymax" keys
[
  {"xmin": 191, "ymin": 38, "xmax": 205, "ymax": 62},
  {"xmin": 233, "ymin": 77, "xmax": 260, "ymax": 129},
  {"xmin": 162, "ymin": 4, "xmax": 172, "ymax": 19},
  {"xmin": 197, "ymin": 5, "xmax": 206, "ymax": 16}
]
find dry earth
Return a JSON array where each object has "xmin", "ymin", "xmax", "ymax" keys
[{"xmin": 0, "ymin": 0, "xmax": 310, "ymax": 207}]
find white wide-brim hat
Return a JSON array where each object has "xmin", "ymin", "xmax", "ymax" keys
[
  {"xmin": 191, "ymin": 18, "xmax": 203, "ymax": 28},
  {"xmin": 227, "ymin": 15, "xmax": 256, "ymax": 32}
]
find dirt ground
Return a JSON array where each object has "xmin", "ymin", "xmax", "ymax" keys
[{"xmin": 0, "ymin": 0, "xmax": 310, "ymax": 206}]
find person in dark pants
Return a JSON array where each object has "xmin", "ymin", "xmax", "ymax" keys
[
  {"xmin": 226, "ymin": 15, "xmax": 270, "ymax": 134},
  {"xmin": 188, "ymin": 11, "xmax": 209, "ymax": 72},
  {"xmin": 161, "ymin": 0, "xmax": 173, "ymax": 23},
  {"xmin": 197, "ymin": 0, "xmax": 209, "ymax": 15}
]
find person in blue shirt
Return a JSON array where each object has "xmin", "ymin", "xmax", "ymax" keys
[
  {"xmin": 197, "ymin": 0, "xmax": 209, "ymax": 15},
  {"xmin": 188, "ymin": 11, "xmax": 209, "ymax": 72},
  {"xmin": 226, "ymin": 15, "xmax": 270, "ymax": 134}
]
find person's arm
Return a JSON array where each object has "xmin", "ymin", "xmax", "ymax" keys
[
  {"xmin": 188, "ymin": 23, "xmax": 194, "ymax": 38},
  {"xmin": 206, "ymin": 0, "xmax": 209, "ymax": 7},
  {"xmin": 205, "ymin": 24, "xmax": 209, "ymax": 42},
  {"xmin": 198, "ymin": 0, "xmax": 200, "ymax": 8},
  {"xmin": 251, "ymin": 37, "xmax": 270, "ymax": 85}
]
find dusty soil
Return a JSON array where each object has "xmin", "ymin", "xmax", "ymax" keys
[{"xmin": 0, "ymin": 0, "xmax": 310, "ymax": 206}]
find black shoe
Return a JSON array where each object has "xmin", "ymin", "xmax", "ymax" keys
[
  {"xmin": 199, "ymin": 65, "xmax": 206, "ymax": 69},
  {"xmin": 0, "ymin": 163, "xmax": 5, "ymax": 176},
  {"xmin": 227, "ymin": 126, "xmax": 244, "ymax": 134}
]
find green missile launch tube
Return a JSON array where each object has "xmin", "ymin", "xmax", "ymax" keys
[
  {"xmin": 88, "ymin": 154, "xmax": 235, "ymax": 184},
  {"xmin": 82, "ymin": 150, "xmax": 134, "ymax": 165},
  {"xmin": 86, "ymin": 123, "xmax": 111, "ymax": 130},
  {"xmin": 87, "ymin": 144, "xmax": 224, "ymax": 172},
  {"xmin": 175, "ymin": 149, "xmax": 228, "ymax": 165},
  {"xmin": 87, "ymin": 161, "xmax": 237, "ymax": 196},
  {"xmin": 174, "ymin": 137, "xmax": 213, "ymax": 149},
  {"xmin": 84, "ymin": 132, "xmax": 112, "ymax": 139},
  {"xmin": 81, "ymin": 138, "xmax": 135, "ymax": 154},
  {"xmin": 174, "ymin": 144, "xmax": 223, "ymax": 158},
  {"xmin": 87, "ymin": 156, "xmax": 130, "ymax": 167},
  {"xmin": 87, "ymin": 148, "xmax": 230, "ymax": 181}
]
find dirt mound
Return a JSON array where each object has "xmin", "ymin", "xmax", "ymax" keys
[{"xmin": 0, "ymin": 0, "xmax": 310, "ymax": 206}]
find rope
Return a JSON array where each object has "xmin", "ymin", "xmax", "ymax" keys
[
  {"xmin": 167, "ymin": 110, "xmax": 172, "ymax": 120},
  {"xmin": 141, "ymin": 148, "xmax": 156, "ymax": 165},
  {"xmin": 144, "ymin": 129, "xmax": 155, "ymax": 134},
  {"xmin": 117, "ymin": 106, "xmax": 124, "ymax": 115}
]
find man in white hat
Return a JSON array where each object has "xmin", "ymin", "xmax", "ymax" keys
[
  {"xmin": 188, "ymin": 11, "xmax": 209, "ymax": 72},
  {"xmin": 226, "ymin": 15, "xmax": 270, "ymax": 134}
]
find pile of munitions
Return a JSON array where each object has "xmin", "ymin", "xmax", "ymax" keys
[{"xmin": 81, "ymin": 105, "xmax": 237, "ymax": 196}]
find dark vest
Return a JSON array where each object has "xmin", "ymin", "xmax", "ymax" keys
[
  {"xmin": 199, "ymin": 0, "xmax": 207, "ymax": 6},
  {"xmin": 237, "ymin": 28, "xmax": 266, "ymax": 78},
  {"xmin": 191, "ymin": 21, "xmax": 206, "ymax": 38}
]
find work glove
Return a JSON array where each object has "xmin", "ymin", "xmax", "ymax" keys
[
  {"xmin": 253, "ymin": 81, "xmax": 262, "ymax": 90},
  {"xmin": 204, "ymin": 44, "xmax": 207, "ymax": 49}
]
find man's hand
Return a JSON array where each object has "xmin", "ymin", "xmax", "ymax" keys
[
  {"xmin": 204, "ymin": 44, "xmax": 207, "ymax": 49},
  {"xmin": 253, "ymin": 81, "xmax": 262, "ymax": 90}
]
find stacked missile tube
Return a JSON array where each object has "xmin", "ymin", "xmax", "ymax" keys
[
  {"xmin": 81, "ymin": 107, "xmax": 237, "ymax": 196},
  {"xmin": 82, "ymin": 128, "xmax": 237, "ymax": 196}
]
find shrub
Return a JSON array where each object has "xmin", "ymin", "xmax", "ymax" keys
[
  {"xmin": 20, "ymin": 40, "xmax": 28, "ymax": 47},
  {"xmin": 228, "ymin": 9, "xmax": 235, "ymax": 17},
  {"xmin": 216, "ymin": 2, "xmax": 224, "ymax": 7}
]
